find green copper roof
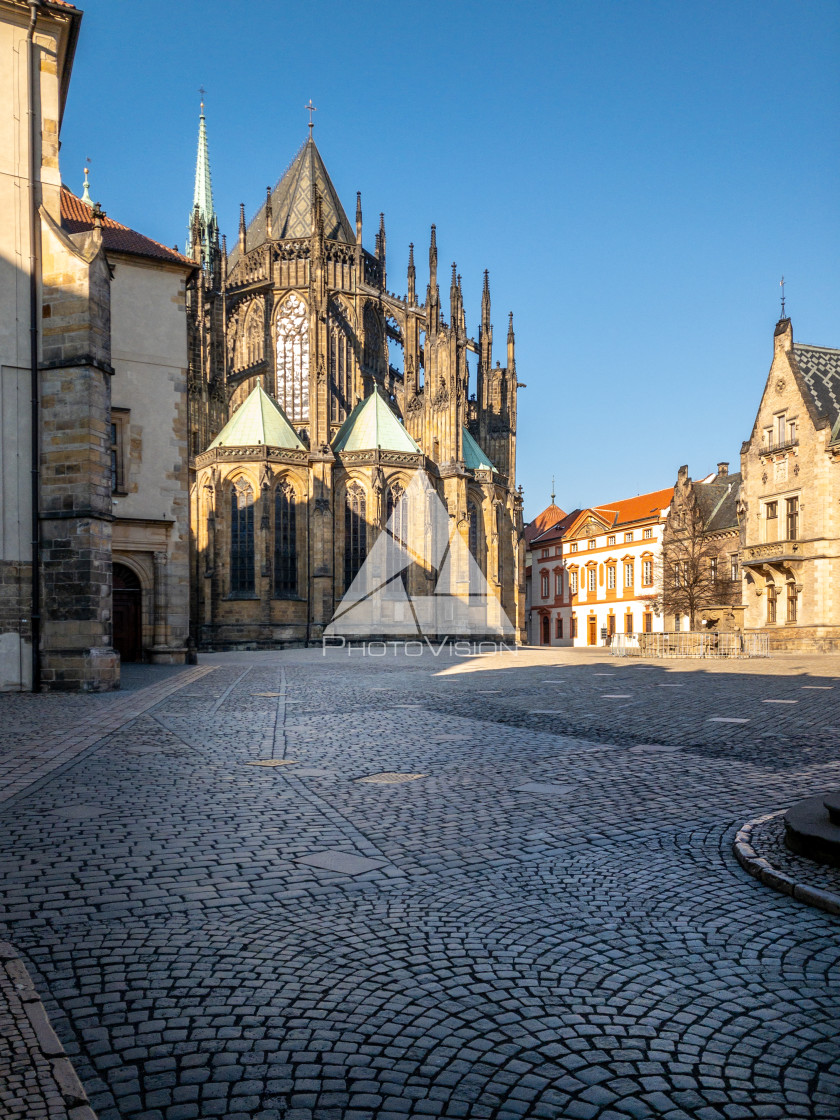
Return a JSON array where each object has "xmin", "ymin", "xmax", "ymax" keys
[
  {"xmin": 208, "ymin": 382, "xmax": 305, "ymax": 451},
  {"xmin": 332, "ymin": 388, "xmax": 420, "ymax": 453},
  {"xmin": 462, "ymin": 427, "xmax": 497, "ymax": 472}
]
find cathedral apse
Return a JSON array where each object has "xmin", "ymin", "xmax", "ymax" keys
[{"xmin": 185, "ymin": 111, "xmax": 525, "ymax": 648}]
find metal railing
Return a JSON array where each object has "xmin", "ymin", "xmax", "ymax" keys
[
  {"xmin": 761, "ymin": 434, "xmax": 799, "ymax": 454},
  {"xmin": 609, "ymin": 631, "xmax": 770, "ymax": 659}
]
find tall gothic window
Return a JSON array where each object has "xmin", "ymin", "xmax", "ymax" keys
[
  {"xmin": 386, "ymin": 483, "xmax": 407, "ymax": 594},
  {"xmin": 230, "ymin": 478, "xmax": 255, "ymax": 596},
  {"xmin": 274, "ymin": 482, "xmax": 297, "ymax": 597},
  {"xmin": 363, "ymin": 303, "xmax": 383, "ymax": 375},
  {"xmin": 496, "ymin": 504, "xmax": 504, "ymax": 584},
  {"xmin": 468, "ymin": 500, "xmax": 479, "ymax": 592},
  {"xmin": 329, "ymin": 300, "xmax": 353, "ymax": 424},
  {"xmin": 244, "ymin": 303, "xmax": 264, "ymax": 368},
  {"xmin": 276, "ymin": 294, "xmax": 309, "ymax": 423},
  {"xmin": 345, "ymin": 483, "xmax": 367, "ymax": 591}
]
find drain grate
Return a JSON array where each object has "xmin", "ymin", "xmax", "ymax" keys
[
  {"xmin": 246, "ymin": 759, "xmax": 298, "ymax": 767},
  {"xmin": 355, "ymin": 772, "xmax": 427, "ymax": 784}
]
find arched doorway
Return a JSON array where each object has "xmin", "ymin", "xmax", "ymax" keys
[
  {"xmin": 541, "ymin": 615, "xmax": 550, "ymax": 645},
  {"xmin": 113, "ymin": 563, "xmax": 142, "ymax": 662}
]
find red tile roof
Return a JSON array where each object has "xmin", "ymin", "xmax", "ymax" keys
[
  {"xmin": 524, "ymin": 501, "xmax": 566, "ymax": 544},
  {"xmin": 591, "ymin": 487, "xmax": 675, "ymax": 527},
  {"xmin": 60, "ymin": 188, "xmax": 195, "ymax": 268}
]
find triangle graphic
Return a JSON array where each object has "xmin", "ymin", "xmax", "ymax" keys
[{"xmin": 325, "ymin": 470, "xmax": 514, "ymax": 640}]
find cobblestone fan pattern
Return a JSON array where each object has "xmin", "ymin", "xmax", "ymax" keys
[
  {"xmin": 1, "ymin": 648, "xmax": 839, "ymax": 1120},
  {"xmin": 748, "ymin": 816, "xmax": 840, "ymax": 896}
]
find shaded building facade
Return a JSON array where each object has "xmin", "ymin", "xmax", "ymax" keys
[{"xmin": 188, "ymin": 118, "xmax": 525, "ymax": 647}]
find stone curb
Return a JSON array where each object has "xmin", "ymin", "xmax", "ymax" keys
[
  {"xmin": 0, "ymin": 938, "xmax": 98, "ymax": 1120},
  {"xmin": 733, "ymin": 810, "xmax": 840, "ymax": 917}
]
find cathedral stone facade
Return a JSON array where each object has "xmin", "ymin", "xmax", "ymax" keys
[{"xmin": 186, "ymin": 116, "xmax": 525, "ymax": 648}]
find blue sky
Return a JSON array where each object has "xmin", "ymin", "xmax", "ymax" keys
[{"xmin": 60, "ymin": 0, "xmax": 840, "ymax": 519}]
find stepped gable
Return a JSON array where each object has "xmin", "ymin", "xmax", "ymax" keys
[
  {"xmin": 332, "ymin": 387, "xmax": 420, "ymax": 454},
  {"xmin": 208, "ymin": 381, "xmax": 304, "ymax": 450},
  {"xmin": 61, "ymin": 187, "xmax": 193, "ymax": 267}
]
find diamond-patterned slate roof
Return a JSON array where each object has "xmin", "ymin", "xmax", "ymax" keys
[
  {"xmin": 792, "ymin": 343, "xmax": 840, "ymax": 430},
  {"xmin": 229, "ymin": 137, "xmax": 354, "ymax": 268},
  {"xmin": 61, "ymin": 188, "xmax": 194, "ymax": 267},
  {"xmin": 332, "ymin": 388, "xmax": 420, "ymax": 454},
  {"xmin": 208, "ymin": 381, "xmax": 304, "ymax": 450}
]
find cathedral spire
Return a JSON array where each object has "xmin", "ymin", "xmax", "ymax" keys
[
  {"xmin": 480, "ymin": 269, "xmax": 493, "ymax": 369},
  {"xmin": 187, "ymin": 91, "xmax": 218, "ymax": 259},
  {"xmin": 355, "ymin": 192, "xmax": 362, "ymax": 245},
  {"xmin": 81, "ymin": 164, "xmax": 92, "ymax": 207}
]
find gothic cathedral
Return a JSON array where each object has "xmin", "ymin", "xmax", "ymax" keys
[{"xmin": 186, "ymin": 106, "xmax": 524, "ymax": 647}]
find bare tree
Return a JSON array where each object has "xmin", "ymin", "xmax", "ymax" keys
[{"xmin": 657, "ymin": 494, "xmax": 739, "ymax": 629}]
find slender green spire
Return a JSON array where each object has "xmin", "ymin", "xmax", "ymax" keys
[{"xmin": 187, "ymin": 92, "xmax": 218, "ymax": 260}]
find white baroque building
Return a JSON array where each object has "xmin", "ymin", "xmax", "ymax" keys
[{"xmin": 526, "ymin": 488, "xmax": 674, "ymax": 647}]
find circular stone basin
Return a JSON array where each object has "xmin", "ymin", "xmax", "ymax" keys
[{"xmin": 784, "ymin": 790, "xmax": 840, "ymax": 868}]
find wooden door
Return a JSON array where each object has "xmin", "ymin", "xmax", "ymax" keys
[
  {"xmin": 113, "ymin": 563, "xmax": 142, "ymax": 662},
  {"xmin": 541, "ymin": 616, "xmax": 550, "ymax": 645},
  {"xmin": 588, "ymin": 616, "xmax": 597, "ymax": 646}
]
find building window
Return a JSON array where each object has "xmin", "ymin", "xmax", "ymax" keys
[
  {"xmin": 540, "ymin": 549, "xmax": 549, "ymax": 559},
  {"xmin": 674, "ymin": 613, "xmax": 681, "ymax": 632},
  {"xmin": 710, "ymin": 557, "xmax": 718, "ymax": 582},
  {"xmin": 554, "ymin": 570, "xmax": 562, "ymax": 597},
  {"xmin": 607, "ymin": 535, "xmax": 616, "ymax": 545},
  {"xmin": 230, "ymin": 478, "xmax": 255, "ymax": 596},
  {"xmin": 345, "ymin": 483, "xmax": 367, "ymax": 591},
  {"xmin": 541, "ymin": 572, "xmax": 549, "ymax": 598},
  {"xmin": 571, "ymin": 615, "xmax": 578, "ymax": 638},
  {"xmin": 731, "ymin": 557, "xmax": 739, "ymax": 581},
  {"xmin": 643, "ymin": 528, "xmax": 652, "ymax": 540},
  {"xmin": 588, "ymin": 539, "xmax": 597, "ymax": 549},
  {"xmin": 386, "ymin": 484, "xmax": 409, "ymax": 595},
  {"xmin": 329, "ymin": 299, "xmax": 353, "ymax": 423},
  {"xmin": 587, "ymin": 567, "xmax": 596, "ymax": 592},
  {"xmin": 766, "ymin": 501, "xmax": 778, "ymax": 520},
  {"xmin": 786, "ymin": 496, "xmax": 799, "ymax": 541},
  {"xmin": 624, "ymin": 532, "xmax": 634, "ymax": 542},
  {"xmin": 556, "ymin": 616, "xmax": 563, "ymax": 639},
  {"xmin": 109, "ymin": 409, "xmax": 129, "ymax": 493},
  {"xmin": 607, "ymin": 565, "xmax": 616, "ymax": 590},
  {"xmin": 625, "ymin": 612, "xmax": 633, "ymax": 635},
  {"xmin": 643, "ymin": 612, "xmax": 653, "ymax": 633},
  {"xmin": 624, "ymin": 561, "xmax": 634, "ymax": 588},
  {"xmin": 191, "ymin": 429, "xmax": 200, "ymax": 456},
  {"xmin": 276, "ymin": 293, "xmax": 310, "ymax": 424},
  {"xmin": 570, "ymin": 542, "xmax": 578, "ymax": 553},
  {"xmin": 642, "ymin": 559, "xmax": 653, "ymax": 586},
  {"xmin": 274, "ymin": 483, "xmax": 297, "ymax": 597},
  {"xmin": 767, "ymin": 585, "xmax": 777, "ymax": 624},
  {"xmin": 496, "ymin": 505, "xmax": 504, "ymax": 585},
  {"xmin": 569, "ymin": 571, "xmax": 578, "ymax": 594},
  {"xmin": 787, "ymin": 583, "xmax": 798, "ymax": 622}
]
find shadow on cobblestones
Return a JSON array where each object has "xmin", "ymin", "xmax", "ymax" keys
[{"xmin": 1, "ymin": 649, "xmax": 839, "ymax": 1120}]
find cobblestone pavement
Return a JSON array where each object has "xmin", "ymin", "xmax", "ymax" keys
[{"xmin": 1, "ymin": 647, "xmax": 839, "ymax": 1120}]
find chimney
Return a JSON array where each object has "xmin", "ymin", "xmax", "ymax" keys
[{"xmin": 717, "ymin": 462, "xmax": 729, "ymax": 477}]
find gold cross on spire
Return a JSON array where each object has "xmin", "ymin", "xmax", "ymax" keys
[
  {"xmin": 305, "ymin": 99, "xmax": 317, "ymax": 133},
  {"xmin": 199, "ymin": 86, "xmax": 206, "ymax": 112}
]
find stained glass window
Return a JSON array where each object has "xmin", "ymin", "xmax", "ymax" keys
[
  {"xmin": 276, "ymin": 294, "xmax": 309, "ymax": 423},
  {"xmin": 386, "ymin": 484, "xmax": 407, "ymax": 594},
  {"xmin": 274, "ymin": 483, "xmax": 297, "ymax": 597},
  {"xmin": 345, "ymin": 483, "xmax": 367, "ymax": 591},
  {"xmin": 230, "ymin": 478, "xmax": 255, "ymax": 596}
]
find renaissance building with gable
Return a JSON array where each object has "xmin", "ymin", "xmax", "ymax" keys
[{"xmin": 186, "ymin": 112, "xmax": 525, "ymax": 647}]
